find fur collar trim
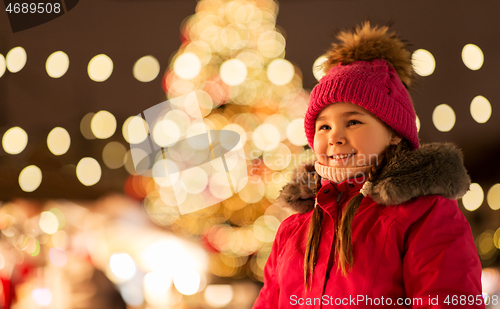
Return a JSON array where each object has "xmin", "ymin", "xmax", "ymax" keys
[{"xmin": 275, "ymin": 143, "xmax": 471, "ymax": 213}]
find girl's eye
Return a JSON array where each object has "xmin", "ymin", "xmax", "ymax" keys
[
  {"xmin": 347, "ymin": 119, "xmax": 361, "ymax": 127},
  {"xmin": 319, "ymin": 124, "xmax": 330, "ymax": 130}
]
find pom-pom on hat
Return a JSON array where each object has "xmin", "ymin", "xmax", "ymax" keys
[{"xmin": 304, "ymin": 22, "xmax": 419, "ymax": 150}]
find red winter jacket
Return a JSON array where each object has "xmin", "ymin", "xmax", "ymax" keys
[{"xmin": 253, "ymin": 143, "xmax": 484, "ymax": 308}]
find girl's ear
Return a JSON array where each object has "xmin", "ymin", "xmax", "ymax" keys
[{"xmin": 390, "ymin": 132, "xmax": 403, "ymax": 145}]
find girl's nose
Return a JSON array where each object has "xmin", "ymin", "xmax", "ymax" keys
[{"xmin": 328, "ymin": 131, "xmax": 346, "ymax": 145}]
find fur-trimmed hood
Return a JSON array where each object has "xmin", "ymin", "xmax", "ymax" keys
[{"xmin": 276, "ymin": 143, "xmax": 471, "ymax": 213}]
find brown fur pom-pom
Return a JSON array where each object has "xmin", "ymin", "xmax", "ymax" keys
[{"xmin": 322, "ymin": 21, "xmax": 414, "ymax": 87}]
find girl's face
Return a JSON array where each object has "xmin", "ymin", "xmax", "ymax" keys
[{"xmin": 313, "ymin": 102, "xmax": 401, "ymax": 168}]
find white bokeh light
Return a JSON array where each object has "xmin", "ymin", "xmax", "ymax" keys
[
  {"xmin": 220, "ymin": 59, "xmax": 247, "ymax": 86},
  {"xmin": 19, "ymin": 165, "xmax": 42, "ymax": 192},
  {"xmin": 46, "ymin": 51, "xmax": 70, "ymax": 78},
  {"xmin": 47, "ymin": 127, "xmax": 71, "ymax": 155},
  {"xmin": 462, "ymin": 44, "xmax": 484, "ymax": 71},
  {"xmin": 432, "ymin": 104, "xmax": 455, "ymax": 132},
  {"xmin": 110, "ymin": 253, "xmax": 136, "ymax": 281},
  {"xmin": 133, "ymin": 55, "xmax": 160, "ymax": 82},
  {"xmin": 462, "ymin": 183, "xmax": 484, "ymax": 211},
  {"xmin": 411, "ymin": 49, "xmax": 435, "ymax": 77},
  {"xmin": 267, "ymin": 59, "xmax": 294, "ymax": 86},
  {"xmin": 6, "ymin": 46, "xmax": 27, "ymax": 73},
  {"xmin": 88, "ymin": 54, "xmax": 113, "ymax": 82},
  {"xmin": 470, "ymin": 95, "xmax": 492, "ymax": 124},
  {"xmin": 174, "ymin": 52, "xmax": 201, "ymax": 80},
  {"xmin": 76, "ymin": 157, "xmax": 102, "ymax": 186},
  {"xmin": 2, "ymin": 127, "xmax": 28, "ymax": 155}
]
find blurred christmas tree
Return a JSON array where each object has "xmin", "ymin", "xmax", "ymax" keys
[{"xmin": 139, "ymin": 0, "xmax": 316, "ymax": 282}]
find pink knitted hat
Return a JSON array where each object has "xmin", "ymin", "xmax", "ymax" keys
[{"xmin": 304, "ymin": 22, "xmax": 419, "ymax": 150}]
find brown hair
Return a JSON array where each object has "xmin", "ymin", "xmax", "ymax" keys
[{"xmin": 304, "ymin": 139, "xmax": 412, "ymax": 290}]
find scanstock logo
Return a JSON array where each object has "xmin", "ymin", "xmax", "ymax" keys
[
  {"xmin": 4, "ymin": 0, "xmax": 79, "ymax": 33},
  {"xmin": 128, "ymin": 92, "xmax": 248, "ymax": 214}
]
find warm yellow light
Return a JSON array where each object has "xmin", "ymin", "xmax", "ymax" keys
[
  {"xmin": 88, "ymin": 54, "xmax": 113, "ymax": 82},
  {"xmin": 46, "ymin": 51, "xmax": 69, "ymax": 78},
  {"xmin": 0, "ymin": 54, "xmax": 6, "ymax": 78},
  {"xmin": 2, "ymin": 126, "xmax": 28, "ymax": 155},
  {"xmin": 133, "ymin": 55, "xmax": 160, "ymax": 82},
  {"xmin": 110, "ymin": 253, "xmax": 136, "ymax": 280},
  {"xmin": 102, "ymin": 141, "xmax": 126, "ymax": 169},
  {"xmin": 204, "ymin": 285, "xmax": 233, "ymax": 308},
  {"xmin": 19, "ymin": 165, "xmax": 42, "ymax": 192},
  {"xmin": 173, "ymin": 269, "xmax": 200, "ymax": 295},
  {"xmin": 487, "ymin": 184, "xmax": 500, "ymax": 211},
  {"xmin": 494, "ymin": 227, "xmax": 500, "ymax": 249},
  {"xmin": 174, "ymin": 52, "xmax": 201, "ymax": 80},
  {"xmin": 287, "ymin": 118, "xmax": 307, "ymax": 146},
  {"xmin": 253, "ymin": 124, "xmax": 280, "ymax": 151},
  {"xmin": 144, "ymin": 272, "xmax": 172, "ymax": 294},
  {"xmin": 220, "ymin": 59, "xmax": 247, "ymax": 86},
  {"xmin": 91, "ymin": 110, "xmax": 116, "ymax": 139},
  {"xmin": 153, "ymin": 120, "xmax": 181, "ymax": 147},
  {"xmin": 122, "ymin": 116, "xmax": 149, "ymax": 144},
  {"xmin": 6, "ymin": 46, "xmax": 27, "ymax": 73},
  {"xmin": 462, "ymin": 44, "xmax": 484, "ymax": 70},
  {"xmin": 267, "ymin": 59, "xmax": 294, "ymax": 86},
  {"xmin": 39, "ymin": 211, "xmax": 59, "ymax": 234},
  {"xmin": 462, "ymin": 183, "xmax": 484, "ymax": 211},
  {"xmin": 432, "ymin": 104, "xmax": 455, "ymax": 132},
  {"xmin": 411, "ymin": 49, "xmax": 435, "ymax": 77},
  {"xmin": 47, "ymin": 127, "xmax": 71, "ymax": 155},
  {"xmin": 76, "ymin": 157, "xmax": 102, "ymax": 186},
  {"xmin": 313, "ymin": 55, "xmax": 328, "ymax": 81},
  {"xmin": 470, "ymin": 95, "xmax": 491, "ymax": 123},
  {"xmin": 416, "ymin": 116, "xmax": 421, "ymax": 132}
]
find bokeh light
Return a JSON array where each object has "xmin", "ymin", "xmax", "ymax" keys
[
  {"xmin": 39, "ymin": 211, "xmax": 59, "ymax": 234},
  {"xmin": 432, "ymin": 104, "xmax": 455, "ymax": 132},
  {"xmin": 494, "ymin": 228, "xmax": 500, "ymax": 249},
  {"xmin": 462, "ymin": 44, "xmax": 484, "ymax": 70},
  {"xmin": 2, "ymin": 126, "xmax": 28, "ymax": 155},
  {"xmin": 110, "ymin": 253, "xmax": 136, "ymax": 280},
  {"xmin": 204, "ymin": 285, "xmax": 233, "ymax": 308},
  {"xmin": 252, "ymin": 124, "xmax": 280, "ymax": 151},
  {"xmin": 6, "ymin": 46, "xmax": 27, "ymax": 73},
  {"xmin": 462, "ymin": 183, "xmax": 484, "ymax": 211},
  {"xmin": 173, "ymin": 269, "xmax": 200, "ymax": 295},
  {"xmin": 46, "ymin": 51, "xmax": 69, "ymax": 78},
  {"xmin": 174, "ymin": 52, "xmax": 202, "ymax": 80},
  {"xmin": 416, "ymin": 116, "xmax": 420, "ymax": 132},
  {"xmin": 411, "ymin": 49, "xmax": 435, "ymax": 77},
  {"xmin": 267, "ymin": 59, "xmax": 294, "ymax": 86},
  {"xmin": 144, "ymin": 272, "xmax": 172, "ymax": 295},
  {"xmin": 91, "ymin": 110, "xmax": 117, "ymax": 139},
  {"xmin": 470, "ymin": 95, "xmax": 492, "ymax": 123},
  {"xmin": 477, "ymin": 230, "xmax": 496, "ymax": 260},
  {"xmin": 220, "ymin": 59, "xmax": 247, "ymax": 86},
  {"xmin": 153, "ymin": 119, "xmax": 181, "ymax": 147},
  {"xmin": 313, "ymin": 55, "xmax": 328, "ymax": 81},
  {"xmin": 286, "ymin": 118, "xmax": 307, "ymax": 146},
  {"xmin": 47, "ymin": 127, "xmax": 71, "ymax": 155},
  {"xmin": 103, "ymin": 141, "xmax": 127, "ymax": 169},
  {"xmin": 0, "ymin": 53, "xmax": 6, "ymax": 78},
  {"xmin": 76, "ymin": 157, "xmax": 102, "ymax": 186},
  {"xmin": 31, "ymin": 288, "xmax": 52, "ymax": 306},
  {"xmin": 88, "ymin": 54, "xmax": 113, "ymax": 82},
  {"xmin": 123, "ymin": 115, "xmax": 149, "ymax": 144},
  {"xmin": 487, "ymin": 184, "xmax": 500, "ymax": 211},
  {"xmin": 133, "ymin": 55, "xmax": 160, "ymax": 82},
  {"xmin": 48, "ymin": 247, "xmax": 67, "ymax": 267},
  {"xmin": 19, "ymin": 165, "xmax": 42, "ymax": 192}
]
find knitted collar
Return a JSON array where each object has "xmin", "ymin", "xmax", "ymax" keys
[
  {"xmin": 275, "ymin": 143, "xmax": 471, "ymax": 214},
  {"xmin": 314, "ymin": 161, "xmax": 373, "ymax": 184}
]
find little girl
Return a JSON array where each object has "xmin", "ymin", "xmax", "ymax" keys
[{"xmin": 253, "ymin": 22, "xmax": 484, "ymax": 308}]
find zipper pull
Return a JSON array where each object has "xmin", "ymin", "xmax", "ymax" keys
[{"xmin": 336, "ymin": 191, "xmax": 343, "ymax": 203}]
